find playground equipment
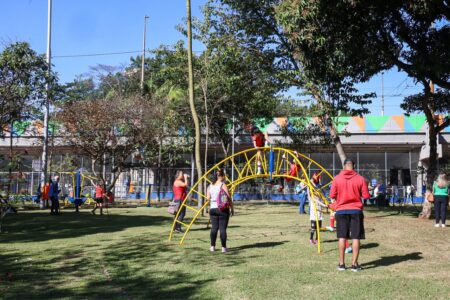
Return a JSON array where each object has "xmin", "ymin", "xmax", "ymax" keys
[
  {"xmin": 169, "ymin": 147, "xmax": 334, "ymax": 253},
  {"xmin": 58, "ymin": 171, "xmax": 99, "ymax": 206}
]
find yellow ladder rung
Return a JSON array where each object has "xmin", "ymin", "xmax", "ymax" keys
[
  {"xmin": 185, "ymin": 205, "xmax": 199, "ymax": 213},
  {"xmin": 175, "ymin": 220, "xmax": 189, "ymax": 227}
]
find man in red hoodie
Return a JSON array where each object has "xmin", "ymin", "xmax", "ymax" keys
[{"xmin": 329, "ymin": 158, "xmax": 370, "ymax": 272}]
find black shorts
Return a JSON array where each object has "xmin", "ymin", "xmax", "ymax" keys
[
  {"xmin": 336, "ymin": 213, "xmax": 365, "ymax": 240},
  {"xmin": 95, "ymin": 197, "xmax": 104, "ymax": 204}
]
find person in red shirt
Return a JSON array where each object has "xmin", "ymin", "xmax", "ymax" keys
[
  {"xmin": 173, "ymin": 170, "xmax": 190, "ymax": 233},
  {"xmin": 312, "ymin": 172, "xmax": 321, "ymax": 186},
  {"xmin": 42, "ymin": 177, "xmax": 51, "ymax": 208},
  {"xmin": 91, "ymin": 181, "xmax": 106, "ymax": 215},
  {"xmin": 277, "ymin": 153, "xmax": 300, "ymax": 192},
  {"xmin": 251, "ymin": 126, "xmax": 271, "ymax": 174},
  {"xmin": 329, "ymin": 158, "xmax": 370, "ymax": 272}
]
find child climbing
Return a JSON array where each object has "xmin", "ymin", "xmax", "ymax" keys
[
  {"xmin": 278, "ymin": 152, "xmax": 301, "ymax": 192},
  {"xmin": 309, "ymin": 192, "xmax": 327, "ymax": 245},
  {"xmin": 251, "ymin": 126, "xmax": 271, "ymax": 174}
]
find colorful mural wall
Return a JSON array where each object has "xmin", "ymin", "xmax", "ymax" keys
[
  {"xmin": 6, "ymin": 115, "xmax": 450, "ymax": 137},
  {"xmin": 265, "ymin": 115, "xmax": 450, "ymax": 134}
]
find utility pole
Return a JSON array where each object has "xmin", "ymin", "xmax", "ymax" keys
[
  {"xmin": 231, "ymin": 115, "xmax": 236, "ymax": 182},
  {"xmin": 381, "ymin": 72, "xmax": 385, "ymax": 116},
  {"xmin": 41, "ymin": 0, "xmax": 52, "ymax": 186},
  {"xmin": 140, "ymin": 15, "xmax": 149, "ymax": 91}
]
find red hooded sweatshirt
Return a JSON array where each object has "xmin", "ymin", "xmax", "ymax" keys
[{"xmin": 329, "ymin": 170, "xmax": 370, "ymax": 211}]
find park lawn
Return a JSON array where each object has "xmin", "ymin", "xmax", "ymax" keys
[{"xmin": 0, "ymin": 203, "xmax": 449, "ymax": 300}]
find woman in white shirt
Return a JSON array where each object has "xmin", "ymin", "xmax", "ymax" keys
[{"xmin": 206, "ymin": 169, "xmax": 234, "ymax": 253}]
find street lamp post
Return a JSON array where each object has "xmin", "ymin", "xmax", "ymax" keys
[
  {"xmin": 231, "ymin": 115, "xmax": 236, "ymax": 182},
  {"xmin": 41, "ymin": 0, "xmax": 52, "ymax": 187},
  {"xmin": 140, "ymin": 15, "xmax": 149, "ymax": 92}
]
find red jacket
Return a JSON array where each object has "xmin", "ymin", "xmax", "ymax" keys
[{"xmin": 329, "ymin": 170, "xmax": 370, "ymax": 211}]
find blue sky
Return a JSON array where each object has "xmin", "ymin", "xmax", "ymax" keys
[{"xmin": 0, "ymin": 0, "xmax": 422, "ymax": 116}]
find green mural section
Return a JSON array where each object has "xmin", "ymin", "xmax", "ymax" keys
[
  {"xmin": 404, "ymin": 116, "xmax": 426, "ymax": 132},
  {"xmin": 365, "ymin": 116, "xmax": 390, "ymax": 132}
]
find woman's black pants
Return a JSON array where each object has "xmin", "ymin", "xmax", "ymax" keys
[
  {"xmin": 210, "ymin": 208, "xmax": 230, "ymax": 248},
  {"xmin": 434, "ymin": 195, "xmax": 448, "ymax": 224}
]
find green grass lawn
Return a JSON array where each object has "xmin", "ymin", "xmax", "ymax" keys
[{"xmin": 0, "ymin": 203, "xmax": 449, "ymax": 300}]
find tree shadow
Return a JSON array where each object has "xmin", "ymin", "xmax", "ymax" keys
[
  {"xmin": 230, "ymin": 241, "xmax": 288, "ymax": 251},
  {"xmin": 321, "ymin": 239, "xmax": 338, "ymax": 243},
  {"xmin": 360, "ymin": 242, "xmax": 379, "ymax": 249},
  {"xmin": 361, "ymin": 252, "xmax": 423, "ymax": 270},
  {"xmin": 319, "ymin": 241, "xmax": 379, "ymax": 250},
  {"xmin": 0, "ymin": 211, "xmax": 172, "ymax": 243},
  {"xmin": 365, "ymin": 206, "xmax": 420, "ymax": 218},
  {"xmin": 0, "ymin": 246, "xmax": 216, "ymax": 300},
  {"xmin": 189, "ymin": 225, "xmax": 241, "ymax": 232}
]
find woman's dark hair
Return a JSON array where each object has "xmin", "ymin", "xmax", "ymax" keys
[
  {"xmin": 215, "ymin": 169, "xmax": 225, "ymax": 183},
  {"xmin": 175, "ymin": 170, "xmax": 184, "ymax": 180},
  {"xmin": 251, "ymin": 126, "xmax": 260, "ymax": 135},
  {"xmin": 48, "ymin": 176, "xmax": 52, "ymax": 184}
]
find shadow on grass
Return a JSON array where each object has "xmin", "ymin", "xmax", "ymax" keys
[
  {"xmin": 364, "ymin": 206, "xmax": 420, "ymax": 218},
  {"xmin": 0, "ymin": 245, "xmax": 215, "ymax": 300},
  {"xmin": 189, "ymin": 225, "xmax": 241, "ymax": 232},
  {"xmin": 231, "ymin": 241, "xmax": 288, "ymax": 251},
  {"xmin": 0, "ymin": 211, "xmax": 172, "ymax": 243},
  {"xmin": 362, "ymin": 252, "xmax": 423, "ymax": 269},
  {"xmin": 360, "ymin": 242, "xmax": 379, "ymax": 249},
  {"xmin": 319, "ymin": 241, "xmax": 379, "ymax": 250}
]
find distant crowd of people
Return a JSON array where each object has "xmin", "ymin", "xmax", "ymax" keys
[{"xmin": 39, "ymin": 175, "xmax": 111, "ymax": 215}]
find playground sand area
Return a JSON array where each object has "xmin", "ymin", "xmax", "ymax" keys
[{"xmin": 0, "ymin": 203, "xmax": 449, "ymax": 299}]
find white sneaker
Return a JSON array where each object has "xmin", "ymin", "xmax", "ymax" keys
[
  {"xmin": 221, "ymin": 247, "xmax": 228, "ymax": 253},
  {"xmin": 441, "ymin": 224, "xmax": 446, "ymax": 228},
  {"xmin": 434, "ymin": 224, "xmax": 440, "ymax": 228},
  {"xmin": 210, "ymin": 246, "xmax": 215, "ymax": 252}
]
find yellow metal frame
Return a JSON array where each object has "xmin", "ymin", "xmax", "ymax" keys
[
  {"xmin": 57, "ymin": 172, "xmax": 100, "ymax": 207},
  {"xmin": 169, "ymin": 147, "xmax": 334, "ymax": 253}
]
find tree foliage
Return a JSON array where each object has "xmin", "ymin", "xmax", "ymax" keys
[
  {"xmin": 209, "ymin": 0, "xmax": 374, "ymax": 163},
  {"xmin": 56, "ymin": 94, "xmax": 164, "ymax": 191},
  {"xmin": 0, "ymin": 42, "xmax": 57, "ymax": 134},
  {"xmin": 193, "ymin": 6, "xmax": 281, "ymax": 155},
  {"xmin": 275, "ymin": 0, "xmax": 450, "ymax": 186}
]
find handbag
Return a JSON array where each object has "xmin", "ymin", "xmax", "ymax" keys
[
  {"xmin": 168, "ymin": 201, "xmax": 180, "ymax": 215},
  {"xmin": 427, "ymin": 192, "xmax": 434, "ymax": 203}
]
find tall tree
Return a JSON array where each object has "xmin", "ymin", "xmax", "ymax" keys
[
  {"xmin": 56, "ymin": 95, "xmax": 164, "ymax": 192},
  {"xmin": 193, "ymin": 7, "xmax": 281, "ymax": 157},
  {"xmin": 209, "ymin": 0, "xmax": 374, "ymax": 164},
  {"xmin": 187, "ymin": 0, "xmax": 204, "ymax": 205},
  {"xmin": 275, "ymin": 0, "xmax": 450, "ymax": 188},
  {"xmin": 0, "ymin": 42, "xmax": 56, "ymax": 134},
  {"xmin": 0, "ymin": 42, "xmax": 57, "ymax": 195}
]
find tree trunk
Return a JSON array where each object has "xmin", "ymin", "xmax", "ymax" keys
[
  {"xmin": 202, "ymin": 83, "xmax": 209, "ymax": 196},
  {"xmin": 157, "ymin": 137, "xmax": 162, "ymax": 201},
  {"xmin": 329, "ymin": 124, "xmax": 347, "ymax": 166},
  {"xmin": 419, "ymin": 81, "xmax": 438, "ymax": 219},
  {"xmin": 187, "ymin": 0, "xmax": 203, "ymax": 208},
  {"xmin": 427, "ymin": 124, "xmax": 438, "ymax": 188},
  {"xmin": 220, "ymin": 140, "xmax": 230, "ymax": 157},
  {"xmin": 7, "ymin": 121, "xmax": 13, "ymax": 198},
  {"xmin": 311, "ymin": 86, "xmax": 348, "ymax": 167}
]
